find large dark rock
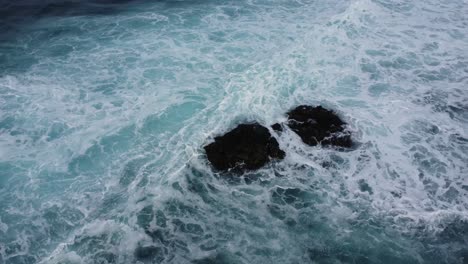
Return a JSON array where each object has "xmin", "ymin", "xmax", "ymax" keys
[
  {"xmin": 287, "ymin": 105, "xmax": 352, "ymax": 148},
  {"xmin": 204, "ymin": 123, "xmax": 285, "ymax": 172}
]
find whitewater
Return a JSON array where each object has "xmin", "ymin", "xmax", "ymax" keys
[{"xmin": 0, "ymin": 0, "xmax": 467, "ymax": 263}]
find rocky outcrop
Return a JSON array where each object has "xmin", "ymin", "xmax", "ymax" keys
[
  {"xmin": 271, "ymin": 123, "xmax": 283, "ymax": 132},
  {"xmin": 204, "ymin": 105, "xmax": 353, "ymax": 173},
  {"xmin": 204, "ymin": 123, "xmax": 285, "ymax": 172},
  {"xmin": 286, "ymin": 105, "xmax": 352, "ymax": 148}
]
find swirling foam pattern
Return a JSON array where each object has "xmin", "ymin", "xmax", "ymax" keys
[{"xmin": 0, "ymin": 0, "xmax": 467, "ymax": 263}]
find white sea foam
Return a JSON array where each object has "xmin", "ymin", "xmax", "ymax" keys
[{"xmin": 0, "ymin": 0, "xmax": 467, "ymax": 263}]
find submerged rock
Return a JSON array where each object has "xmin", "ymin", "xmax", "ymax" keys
[
  {"xmin": 134, "ymin": 245, "xmax": 164, "ymax": 262},
  {"xmin": 204, "ymin": 123, "xmax": 285, "ymax": 172},
  {"xmin": 271, "ymin": 123, "xmax": 283, "ymax": 132},
  {"xmin": 287, "ymin": 105, "xmax": 352, "ymax": 148}
]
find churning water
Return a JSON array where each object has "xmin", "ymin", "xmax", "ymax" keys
[{"xmin": 0, "ymin": 0, "xmax": 467, "ymax": 263}]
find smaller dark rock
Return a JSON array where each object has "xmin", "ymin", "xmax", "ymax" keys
[
  {"xmin": 287, "ymin": 105, "xmax": 352, "ymax": 148},
  {"xmin": 271, "ymin": 123, "xmax": 283, "ymax": 132},
  {"xmin": 204, "ymin": 123, "xmax": 285, "ymax": 173}
]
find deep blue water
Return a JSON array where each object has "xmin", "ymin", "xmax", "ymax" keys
[{"xmin": 0, "ymin": 0, "xmax": 467, "ymax": 263}]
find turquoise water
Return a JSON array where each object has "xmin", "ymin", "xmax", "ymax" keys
[{"xmin": 0, "ymin": 0, "xmax": 467, "ymax": 263}]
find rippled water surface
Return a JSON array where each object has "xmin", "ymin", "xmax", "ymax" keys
[{"xmin": 1, "ymin": 0, "xmax": 467, "ymax": 263}]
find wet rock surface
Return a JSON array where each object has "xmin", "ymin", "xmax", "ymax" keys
[
  {"xmin": 204, "ymin": 123, "xmax": 285, "ymax": 172},
  {"xmin": 204, "ymin": 105, "xmax": 353, "ymax": 173},
  {"xmin": 287, "ymin": 105, "xmax": 352, "ymax": 148},
  {"xmin": 271, "ymin": 123, "xmax": 283, "ymax": 132}
]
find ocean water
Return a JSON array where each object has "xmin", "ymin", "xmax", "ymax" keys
[{"xmin": 0, "ymin": 0, "xmax": 467, "ymax": 263}]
